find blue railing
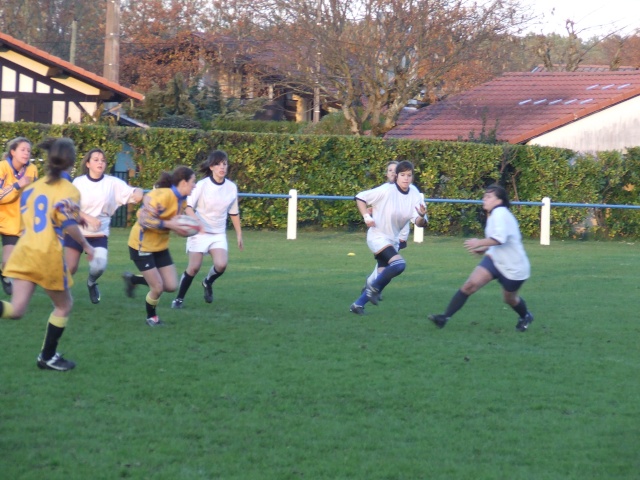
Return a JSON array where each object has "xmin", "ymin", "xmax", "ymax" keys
[{"xmin": 238, "ymin": 191, "xmax": 640, "ymax": 244}]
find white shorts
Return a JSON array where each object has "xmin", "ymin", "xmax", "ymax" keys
[
  {"xmin": 186, "ymin": 232, "xmax": 228, "ymax": 253},
  {"xmin": 366, "ymin": 230, "xmax": 398, "ymax": 254}
]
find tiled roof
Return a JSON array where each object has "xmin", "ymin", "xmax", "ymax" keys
[
  {"xmin": 0, "ymin": 31, "xmax": 143, "ymax": 101},
  {"xmin": 386, "ymin": 71, "xmax": 640, "ymax": 144}
]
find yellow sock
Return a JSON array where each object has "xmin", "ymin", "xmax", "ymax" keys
[
  {"xmin": 48, "ymin": 314, "xmax": 69, "ymax": 328},
  {"xmin": 145, "ymin": 292, "xmax": 160, "ymax": 306},
  {"xmin": 1, "ymin": 300, "xmax": 14, "ymax": 319}
]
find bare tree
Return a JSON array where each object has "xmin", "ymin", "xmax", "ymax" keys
[{"xmin": 245, "ymin": 0, "xmax": 531, "ymax": 135}]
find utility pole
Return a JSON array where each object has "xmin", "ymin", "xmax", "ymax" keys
[
  {"xmin": 313, "ymin": 0, "xmax": 322, "ymax": 123},
  {"xmin": 69, "ymin": 19, "xmax": 77, "ymax": 64},
  {"xmin": 104, "ymin": 0, "xmax": 121, "ymax": 83}
]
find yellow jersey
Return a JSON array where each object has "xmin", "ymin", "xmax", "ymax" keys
[
  {"xmin": 128, "ymin": 186, "xmax": 187, "ymax": 253},
  {"xmin": 3, "ymin": 176, "xmax": 81, "ymax": 291},
  {"xmin": 0, "ymin": 159, "xmax": 39, "ymax": 235}
]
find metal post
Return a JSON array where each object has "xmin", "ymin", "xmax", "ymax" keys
[
  {"xmin": 413, "ymin": 193, "xmax": 425, "ymax": 243},
  {"xmin": 540, "ymin": 197, "xmax": 551, "ymax": 245},
  {"xmin": 287, "ymin": 189, "xmax": 298, "ymax": 240}
]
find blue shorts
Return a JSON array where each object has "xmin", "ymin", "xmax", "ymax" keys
[
  {"xmin": 64, "ymin": 234, "xmax": 108, "ymax": 252},
  {"xmin": 1, "ymin": 235, "xmax": 19, "ymax": 247},
  {"xmin": 479, "ymin": 255, "xmax": 526, "ymax": 293}
]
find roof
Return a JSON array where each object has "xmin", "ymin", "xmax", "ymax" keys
[
  {"xmin": 386, "ymin": 71, "xmax": 640, "ymax": 144},
  {"xmin": 0, "ymin": 31, "xmax": 143, "ymax": 102}
]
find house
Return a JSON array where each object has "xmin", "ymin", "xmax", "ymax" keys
[
  {"xmin": 192, "ymin": 32, "xmax": 331, "ymax": 123},
  {"xmin": 386, "ymin": 71, "xmax": 640, "ymax": 152},
  {"xmin": 0, "ymin": 31, "xmax": 143, "ymax": 124}
]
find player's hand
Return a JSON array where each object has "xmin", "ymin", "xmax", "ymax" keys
[
  {"xmin": 17, "ymin": 175, "xmax": 32, "ymax": 189},
  {"xmin": 399, "ymin": 239, "xmax": 407, "ymax": 250},
  {"xmin": 86, "ymin": 215, "xmax": 101, "ymax": 232},
  {"xmin": 464, "ymin": 238, "xmax": 486, "ymax": 255}
]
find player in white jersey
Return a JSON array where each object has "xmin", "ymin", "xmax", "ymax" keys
[
  {"xmin": 428, "ymin": 184, "xmax": 533, "ymax": 332},
  {"xmin": 350, "ymin": 160, "xmax": 428, "ymax": 315},
  {"xmin": 363, "ymin": 161, "xmax": 410, "ymax": 294},
  {"xmin": 171, "ymin": 150, "xmax": 243, "ymax": 308},
  {"xmin": 63, "ymin": 148, "xmax": 143, "ymax": 304}
]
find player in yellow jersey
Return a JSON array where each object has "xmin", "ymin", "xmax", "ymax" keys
[
  {"xmin": 0, "ymin": 138, "xmax": 94, "ymax": 371},
  {"xmin": 0, "ymin": 137, "xmax": 38, "ymax": 295},
  {"xmin": 124, "ymin": 166, "xmax": 196, "ymax": 326}
]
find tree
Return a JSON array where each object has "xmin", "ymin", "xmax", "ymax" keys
[
  {"xmin": 244, "ymin": 0, "xmax": 531, "ymax": 136},
  {"xmin": 0, "ymin": 0, "xmax": 105, "ymax": 73}
]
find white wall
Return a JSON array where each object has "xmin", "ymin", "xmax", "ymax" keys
[{"xmin": 528, "ymin": 96, "xmax": 640, "ymax": 152}]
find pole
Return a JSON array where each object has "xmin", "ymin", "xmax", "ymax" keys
[{"xmin": 104, "ymin": 0, "xmax": 121, "ymax": 83}]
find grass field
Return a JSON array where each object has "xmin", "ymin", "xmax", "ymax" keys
[{"xmin": 1, "ymin": 229, "xmax": 639, "ymax": 479}]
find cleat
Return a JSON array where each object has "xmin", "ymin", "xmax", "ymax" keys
[
  {"xmin": 350, "ymin": 303, "xmax": 365, "ymax": 315},
  {"xmin": 202, "ymin": 279, "xmax": 213, "ymax": 304},
  {"xmin": 1, "ymin": 275, "xmax": 12, "ymax": 296},
  {"xmin": 146, "ymin": 315, "xmax": 164, "ymax": 327},
  {"xmin": 428, "ymin": 314, "xmax": 449, "ymax": 329},
  {"xmin": 365, "ymin": 284, "xmax": 381, "ymax": 306},
  {"xmin": 171, "ymin": 298, "xmax": 184, "ymax": 309},
  {"xmin": 122, "ymin": 272, "xmax": 135, "ymax": 298},
  {"xmin": 37, "ymin": 352, "xmax": 76, "ymax": 371},
  {"xmin": 87, "ymin": 282, "xmax": 101, "ymax": 304},
  {"xmin": 515, "ymin": 312, "xmax": 534, "ymax": 332}
]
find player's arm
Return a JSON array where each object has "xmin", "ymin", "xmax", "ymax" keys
[
  {"xmin": 355, "ymin": 197, "xmax": 374, "ymax": 227},
  {"xmin": 79, "ymin": 211, "xmax": 101, "ymax": 231},
  {"xmin": 230, "ymin": 213, "xmax": 243, "ymax": 251},
  {"xmin": 55, "ymin": 198, "xmax": 95, "ymax": 261},
  {"xmin": 0, "ymin": 174, "xmax": 21, "ymax": 204},
  {"xmin": 414, "ymin": 203, "xmax": 428, "ymax": 228},
  {"xmin": 464, "ymin": 237, "xmax": 499, "ymax": 254},
  {"xmin": 64, "ymin": 223, "xmax": 95, "ymax": 262},
  {"xmin": 130, "ymin": 188, "xmax": 143, "ymax": 204}
]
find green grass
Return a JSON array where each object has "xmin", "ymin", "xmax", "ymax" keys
[{"xmin": 1, "ymin": 229, "xmax": 639, "ymax": 479}]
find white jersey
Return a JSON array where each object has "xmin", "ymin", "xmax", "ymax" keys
[
  {"xmin": 356, "ymin": 183, "xmax": 423, "ymax": 251},
  {"xmin": 485, "ymin": 206, "xmax": 530, "ymax": 280},
  {"xmin": 187, "ymin": 177, "xmax": 239, "ymax": 234},
  {"xmin": 73, "ymin": 174, "xmax": 139, "ymax": 237}
]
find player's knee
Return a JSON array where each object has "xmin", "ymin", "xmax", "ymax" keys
[
  {"xmin": 186, "ymin": 266, "xmax": 200, "ymax": 276},
  {"xmin": 215, "ymin": 264, "xmax": 228, "ymax": 274},
  {"xmin": 461, "ymin": 281, "xmax": 479, "ymax": 295}
]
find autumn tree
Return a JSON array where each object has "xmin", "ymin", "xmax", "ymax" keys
[
  {"xmin": 242, "ymin": 0, "xmax": 532, "ymax": 136},
  {"xmin": 0, "ymin": 0, "xmax": 105, "ymax": 73}
]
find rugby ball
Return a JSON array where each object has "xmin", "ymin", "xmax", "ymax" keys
[{"xmin": 174, "ymin": 215, "xmax": 201, "ymax": 237}]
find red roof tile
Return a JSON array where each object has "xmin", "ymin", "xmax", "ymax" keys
[
  {"xmin": 0, "ymin": 31, "xmax": 143, "ymax": 101},
  {"xmin": 386, "ymin": 71, "xmax": 640, "ymax": 144}
]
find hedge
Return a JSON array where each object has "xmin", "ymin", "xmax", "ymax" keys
[{"xmin": 2, "ymin": 121, "xmax": 640, "ymax": 238}]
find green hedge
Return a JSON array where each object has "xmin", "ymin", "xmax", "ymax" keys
[{"xmin": 3, "ymin": 121, "xmax": 640, "ymax": 238}]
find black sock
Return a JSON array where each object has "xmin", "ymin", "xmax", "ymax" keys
[
  {"xmin": 205, "ymin": 268, "xmax": 224, "ymax": 286},
  {"xmin": 444, "ymin": 289, "xmax": 469, "ymax": 318},
  {"xmin": 512, "ymin": 298, "xmax": 528, "ymax": 318},
  {"xmin": 42, "ymin": 323, "xmax": 64, "ymax": 360},
  {"xmin": 132, "ymin": 275, "xmax": 148, "ymax": 286},
  {"xmin": 145, "ymin": 301, "xmax": 156, "ymax": 318},
  {"xmin": 177, "ymin": 272, "xmax": 194, "ymax": 299}
]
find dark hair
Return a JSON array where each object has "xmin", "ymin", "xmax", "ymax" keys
[
  {"xmin": 198, "ymin": 150, "xmax": 228, "ymax": 178},
  {"xmin": 155, "ymin": 165, "xmax": 195, "ymax": 188},
  {"xmin": 3, "ymin": 136, "xmax": 31, "ymax": 160},
  {"xmin": 395, "ymin": 160, "xmax": 414, "ymax": 177},
  {"xmin": 485, "ymin": 184, "xmax": 510, "ymax": 209},
  {"xmin": 81, "ymin": 148, "xmax": 106, "ymax": 176},
  {"xmin": 38, "ymin": 137, "xmax": 76, "ymax": 182}
]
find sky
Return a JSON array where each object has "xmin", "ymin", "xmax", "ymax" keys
[{"xmin": 523, "ymin": 0, "xmax": 640, "ymax": 37}]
